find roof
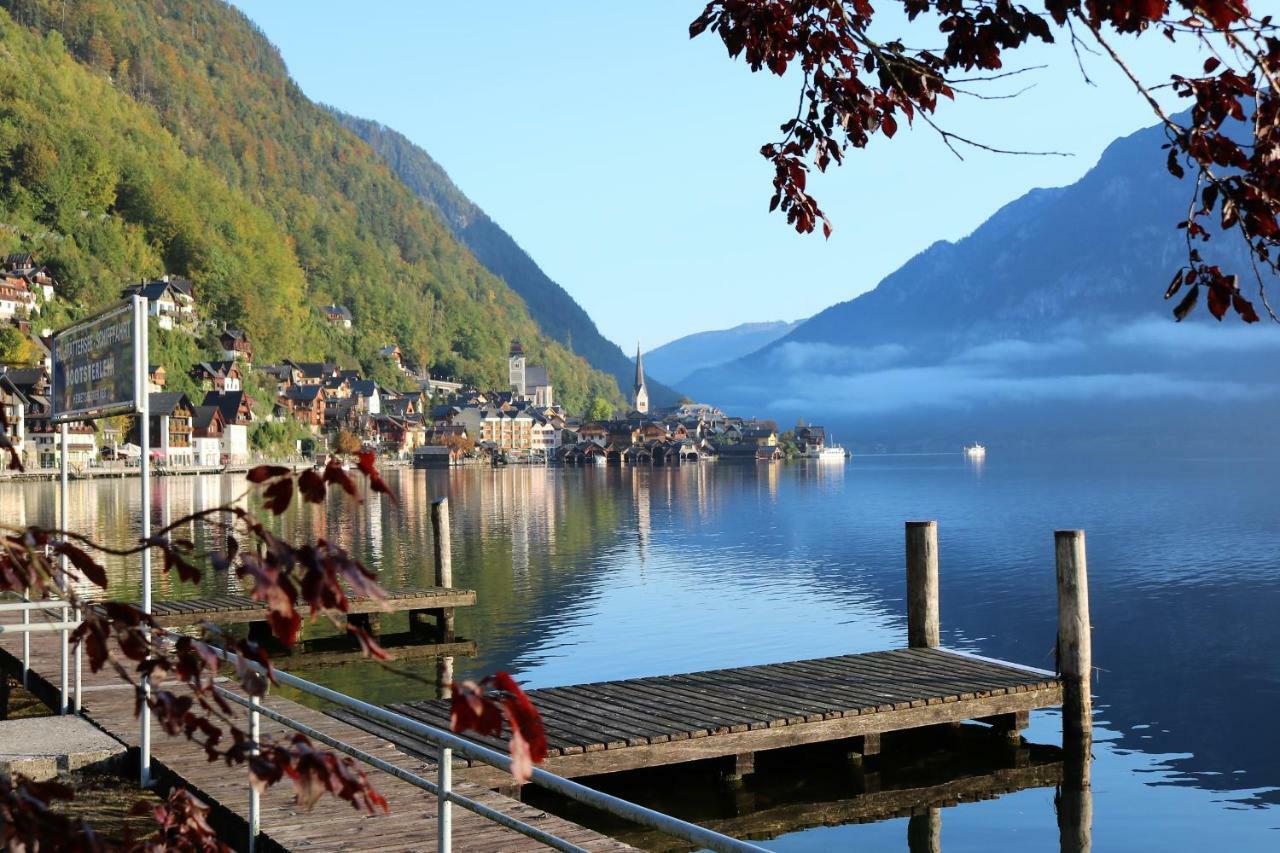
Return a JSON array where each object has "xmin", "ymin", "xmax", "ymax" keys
[
  {"xmin": 525, "ymin": 366, "xmax": 550, "ymax": 389},
  {"xmin": 283, "ymin": 385, "xmax": 323, "ymax": 402},
  {"xmin": 284, "ymin": 360, "xmax": 331, "ymax": 379},
  {"xmin": 149, "ymin": 392, "xmax": 192, "ymax": 416},
  {"xmin": 220, "ymin": 328, "xmax": 249, "ymax": 342},
  {"xmin": 122, "ymin": 278, "xmax": 192, "ymax": 301},
  {"xmin": 634, "ymin": 343, "xmax": 647, "ymax": 394},
  {"xmin": 323, "ymin": 304, "xmax": 352, "ymax": 319},
  {"xmin": 191, "ymin": 406, "xmax": 223, "ymax": 432},
  {"xmin": 350, "ymin": 380, "xmax": 378, "ymax": 398},
  {"xmin": 4, "ymin": 367, "xmax": 46, "ymax": 395},
  {"xmin": 5, "ymin": 252, "xmax": 33, "ymax": 270},
  {"xmin": 202, "ymin": 390, "xmax": 250, "ymax": 424}
]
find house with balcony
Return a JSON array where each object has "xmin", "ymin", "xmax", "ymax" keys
[
  {"xmin": 121, "ymin": 277, "xmax": 197, "ymax": 332},
  {"xmin": 280, "ymin": 384, "xmax": 326, "ymax": 432},
  {"xmin": 322, "ymin": 304, "xmax": 353, "ymax": 328},
  {"xmin": 128, "ymin": 393, "xmax": 195, "ymax": 467},
  {"xmin": 219, "ymin": 328, "xmax": 253, "ymax": 364},
  {"xmin": 190, "ymin": 361, "xmax": 243, "ymax": 393},
  {"xmin": 191, "ymin": 406, "xmax": 227, "ymax": 467}
]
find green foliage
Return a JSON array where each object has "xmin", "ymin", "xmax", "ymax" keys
[
  {"xmin": 249, "ymin": 418, "xmax": 309, "ymax": 458},
  {"xmin": 0, "ymin": 326, "xmax": 38, "ymax": 366},
  {"xmin": 146, "ymin": 321, "xmax": 201, "ymax": 398},
  {"xmin": 0, "ymin": 0, "xmax": 624, "ymax": 414},
  {"xmin": 776, "ymin": 430, "xmax": 801, "ymax": 459},
  {"xmin": 587, "ymin": 397, "xmax": 613, "ymax": 422}
]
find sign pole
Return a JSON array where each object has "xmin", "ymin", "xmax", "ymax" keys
[
  {"xmin": 136, "ymin": 298, "xmax": 152, "ymax": 787},
  {"xmin": 59, "ymin": 422, "xmax": 69, "ymax": 714}
]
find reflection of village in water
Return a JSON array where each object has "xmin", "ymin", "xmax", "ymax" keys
[{"xmin": 0, "ymin": 461, "xmax": 1089, "ymax": 850}]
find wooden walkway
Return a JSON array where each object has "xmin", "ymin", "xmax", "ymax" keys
[
  {"xmin": 346, "ymin": 648, "xmax": 1061, "ymax": 786},
  {"xmin": 122, "ymin": 585, "xmax": 475, "ymax": 628},
  {"xmin": 0, "ymin": 614, "xmax": 633, "ymax": 852}
]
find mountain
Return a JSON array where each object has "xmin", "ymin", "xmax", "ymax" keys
[
  {"xmin": 0, "ymin": 0, "xmax": 623, "ymax": 412},
  {"xmin": 331, "ymin": 112, "xmax": 680, "ymax": 407},
  {"xmin": 681, "ymin": 116, "xmax": 1280, "ymax": 452},
  {"xmin": 643, "ymin": 320, "xmax": 800, "ymax": 386}
]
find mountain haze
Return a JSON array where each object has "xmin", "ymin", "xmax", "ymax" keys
[
  {"xmin": 0, "ymin": 0, "xmax": 623, "ymax": 411},
  {"xmin": 332, "ymin": 112, "xmax": 680, "ymax": 407},
  {"xmin": 681, "ymin": 116, "xmax": 1280, "ymax": 451},
  {"xmin": 643, "ymin": 320, "xmax": 800, "ymax": 385}
]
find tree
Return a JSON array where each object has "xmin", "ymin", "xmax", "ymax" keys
[
  {"xmin": 691, "ymin": 1, "xmax": 1280, "ymax": 324},
  {"xmin": 333, "ymin": 428, "xmax": 362, "ymax": 454},
  {"xmin": 587, "ymin": 396, "xmax": 613, "ymax": 421}
]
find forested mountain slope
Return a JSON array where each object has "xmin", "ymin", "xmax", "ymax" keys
[
  {"xmin": 0, "ymin": 0, "xmax": 622, "ymax": 410},
  {"xmin": 332, "ymin": 112, "xmax": 680, "ymax": 406}
]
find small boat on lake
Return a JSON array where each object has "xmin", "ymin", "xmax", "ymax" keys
[{"xmin": 964, "ymin": 443, "xmax": 986, "ymax": 459}]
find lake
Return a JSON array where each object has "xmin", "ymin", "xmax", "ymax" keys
[{"xmin": 6, "ymin": 453, "xmax": 1278, "ymax": 850}]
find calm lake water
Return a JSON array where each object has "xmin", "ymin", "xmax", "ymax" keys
[{"xmin": 6, "ymin": 454, "xmax": 1279, "ymax": 850}]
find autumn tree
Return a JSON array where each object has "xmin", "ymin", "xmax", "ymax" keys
[
  {"xmin": 333, "ymin": 428, "xmax": 362, "ymax": 454},
  {"xmin": 692, "ymin": 0, "xmax": 1280, "ymax": 323}
]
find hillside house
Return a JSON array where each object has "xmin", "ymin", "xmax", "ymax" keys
[
  {"xmin": 202, "ymin": 391, "xmax": 252, "ymax": 463},
  {"xmin": 219, "ymin": 328, "xmax": 253, "ymax": 364},
  {"xmin": 280, "ymin": 385, "xmax": 325, "ymax": 432},
  {"xmin": 122, "ymin": 277, "xmax": 197, "ymax": 331},
  {"xmin": 283, "ymin": 360, "xmax": 337, "ymax": 387},
  {"xmin": 130, "ymin": 393, "xmax": 195, "ymax": 466},
  {"xmin": 3, "ymin": 253, "xmax": 57, "ymax": 301},
  {"xmin": 379, "ymin": 344, "xmax": 403, "ymax": 368},
  {"xmin": 191, "ymin": 406, "xmax": 226, "ymax": 467},
  {"xmin": 322, "ymin": 304, "xmax": 352, "ymax": 328},
  {"xmin": 350, "ymin": 380, "xmax": 381, "ymax": 415},
  {"xmin": 0, "ymin": 374, "xmax": 26, "ymax": 459},
  {"xmin": 190, "ymin": 361, "xmax": 243, "ymax": 393},
  {"xmin": 148, "ymin": 365, "xmax": 166, "ymax": 393},
  {"xmin": 0, "ymin": 276, "xmax": 37, "ymax": 321}
]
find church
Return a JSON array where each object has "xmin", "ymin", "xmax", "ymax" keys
[
  {"xmin": 507, "ymin": 340, "xmax": 554, "ymax": 408},
  {"xmin": 632, "ymin": 342, "xmax": 649, "ymax": 415}
]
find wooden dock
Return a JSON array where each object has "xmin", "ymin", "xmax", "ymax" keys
[
  {"xmin": 0, "ymin": 615, "xmax": 632, "ymax": 852},
  {"xmin": 335, "ymin": 648, "xmax": 1061, "ymax": 787},
  {"xmin": 128, "ymin": 585, "xmax": 476, "ymax": 629}
]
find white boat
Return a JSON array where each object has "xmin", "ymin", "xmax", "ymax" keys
[
  {"xmin": 964, "ymin": 443, "xmax": 986, "ymax": 458},
  {"xmin": 807, "ymin": 443, "xmax": 848, "ymax": 461}
]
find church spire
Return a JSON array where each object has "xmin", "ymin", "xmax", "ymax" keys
[{"xmin": 633, "ymin": 342, "xmax": 649, "ymax": 414}]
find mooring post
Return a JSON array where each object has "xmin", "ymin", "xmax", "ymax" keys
[
  {"xmin": 431, "ymin": 497, "xmax": 455, "ymax": 641},
  {"xmin": 1055, "ymin": 530, "xmax": 1092, "ymax": 747},
  {"xmin": 907, "ymin": 807, "xmax": 941, "ymax": 853},
  {"xmin": 1056, "ymin": 529, "xmax": 1093, "ymax": 852},
  {"xmin": 905, "ymin": 521, "xmax": 940, "ymax": 649}
]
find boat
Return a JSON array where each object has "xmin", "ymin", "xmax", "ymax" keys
[
  {"xmin": 964, "ymin": 443, "xmax": 986, "ymax": 459},
  {"xmin": 806, "ymin": 441, "xmax": 848, "ymax": 461}
]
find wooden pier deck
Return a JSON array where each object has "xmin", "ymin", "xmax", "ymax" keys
[
  {"xmin": 344, "ymin": 648, "xmax": 1061, "ymax": 786},
  {"xmin": 0, "ymin": 615, "xmax": 633, "ymax": 852},
  {"xmin": 124, "ymin": 585, "xmax": 475, "ymax": 629}
]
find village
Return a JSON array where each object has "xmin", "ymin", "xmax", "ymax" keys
[{"xmin": 0, "ymin": 253, "xmax": 841, "ymax": 474}]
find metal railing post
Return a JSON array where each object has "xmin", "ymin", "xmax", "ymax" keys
[
  {"xmin": 73, "ymin": 603, "xmax": 81, "ymax": 713},
  {"xmin": 20, "ymin": 588, "xmax": 29, "ymax": 688},
  {"xmin": 249, "ymin": 693, "xmax": 261, "ymax": 852},
  {"xmin": 59, "ymin": 603, "xmax": 68, "ymax": 715},
  {"xmin": 438, "ymin": 746, "xmax": 452, "ymax": 853}
]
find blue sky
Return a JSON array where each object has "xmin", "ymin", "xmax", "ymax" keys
[{"xmin": 232, "ymin": 2, "xmax": 1199, "ymax": 350}]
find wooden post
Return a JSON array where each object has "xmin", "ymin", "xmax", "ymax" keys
[
  {"xmin": 1056, "ymin": 528, "xmax": 1093, "ymax": 852},
  {"xmin": 1055, "ymin": 530, "xmax": 1092, "ymax": 744},
  {"xmin": 431, "ymin": 498, "xmax": 455, "ymax": 641},
  {"xmin": 905, "ymin": 521, "xmax": 940, "ymax": 649},
  {"xmin": 907, "ymin": 807, "xmax": 941, "ymax": 853}
]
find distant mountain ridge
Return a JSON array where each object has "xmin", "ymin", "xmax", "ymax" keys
[
  {"xmin": 332, "ymin": 112, "xmax": 680, "ymax": 406},
  {"xmin": 643, "ymin": 320, "xmax": 801, "ymax": 385},
  {"xmin": 680, "ymin": 114, "xmax": 1280, "ymax": 451}
]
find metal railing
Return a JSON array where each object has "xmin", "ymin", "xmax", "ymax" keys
[
  {"xmin": 1, "ymin": 606, "xmax": 766, "ymax": 851},
  {"xmin": 204, "ymin": 641, "xmax": 769, "ymax": 853},
  {"xmin": 0, "ymin": 596, "xmax": 82, "ymax": 714}
]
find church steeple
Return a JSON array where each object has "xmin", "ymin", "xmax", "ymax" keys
[{"xmin": 633, "ymin": 342, "xmax": 649, "ymax": 415}]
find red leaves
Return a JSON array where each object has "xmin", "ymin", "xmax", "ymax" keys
[
  {"xmin": 53, "ymin": 542, "xmax": 108, "ymax": 588},
  {"xmin": 263, "ymin": 477, "xmax": 294, "ymax": 515},
  {"xmin": 691, "ymin": 1, "xmax": 1280, "ymax": 319},
  {"xmin": 134, "ymin": 787, "xmax": 231, "ymax": 852},
  {"xmin": 298, "ymin": 468, "xmax": 326, "ymax": 503},
  {"xmin": 247, "ymin": 464, "xmax": 290, "ymax": 483},
  {"xmin": 357, "ymin": 451, "xmax": 393, "ymax": 499},
  {"xmin": 1168, "ymin": 266, "xmax": 1260, "ymax": 323},
  {"xmin": 451, "ymin": 673, "xmax": 547, "ymax": 783}
]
